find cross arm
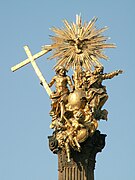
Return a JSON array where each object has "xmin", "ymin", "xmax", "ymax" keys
[
  {"xmin": 23, "ymin": 46, "xmax": 52, "ymax": 96},
  {"xmin": 11, "ymin": 45, "xmax": 52, "ymax": 72}
]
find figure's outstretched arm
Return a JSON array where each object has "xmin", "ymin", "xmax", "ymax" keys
[{"xmin": 102, "ymin": 70, "xmax": 123, "ymax": 80}]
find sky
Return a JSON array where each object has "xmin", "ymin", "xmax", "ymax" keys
[{"xmin": 0, "ymin": 0, "xmax": 135, "ymax": 180}]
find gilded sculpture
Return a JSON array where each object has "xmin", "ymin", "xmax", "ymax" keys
[{"xmin": 11, "ymin": 15, "xmax": 122, "ymax": 162}]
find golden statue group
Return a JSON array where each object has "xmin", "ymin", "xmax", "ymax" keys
[{"xmin": 11, "ymin": 15, "xmax": 122, "ymax": 163}]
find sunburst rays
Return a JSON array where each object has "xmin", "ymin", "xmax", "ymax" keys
[{"xmin": 42, "ymin": 15, "xmax": 116, "ymax": 71}]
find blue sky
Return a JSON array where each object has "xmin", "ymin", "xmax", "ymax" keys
[{"xmin": 0, "ymin": 0, "xmax": 135, "ymax": 180}]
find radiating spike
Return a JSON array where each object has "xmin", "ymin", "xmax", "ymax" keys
[
  {"xmin": 95, "ymin": 26, "xmax": 109, "ymax": 35},
  {"xmin": 65, "ymin": 52, "xmax": 74, "ymax": 70},
  {"xmin": 82, "ymin": 17, "xmax": 98, "ymax": 37},
  {"xmin": 84, "ymin": 51, "xmax": 93, "ymax": 69},
  {"xmin": 90, "ymin": 55, "xmax": 102, "ymax": 66},
  {"xmin": 63, "ymin": 19, "xmax": 76, "ymax": 38},
  {"xmin": 48, "ymin": 49, "xmax": 65, "ymax": 60},
  {"xmin": 76, "ymin": 14, "xmax": 82, "ymax": 27},
  {"xmin": 71, "ymin": 22, "xmax": 77, "ymax": 36},
  {"xmin": 83, "ymin": 26, "xmax": 97, "ymax": 39},
  {"xmin": 99, "ymin": 43, "xmax": 116, "ymax": 48},
  {"xmin": 95, "ymin": 52, "xmax": 109, "ymax": 60}
]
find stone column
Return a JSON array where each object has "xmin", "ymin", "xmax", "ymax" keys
[{"xmin": 48, "ymin": 130, "xmax": 106, "ymax": 180}]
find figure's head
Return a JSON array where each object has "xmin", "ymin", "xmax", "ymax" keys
[
  {"xmin": 85, "ymin": 71, "xmax": 92, "ymax": 77},
  {"xmin": 94, "ymin": 66, "xmax": 104, "ymax": 74},
  {"xmin": 55, "ymin": 66, "xmax": 67, "ymax": 76},
  {"xmin": 74, "ymin": 110, "xmax": 84, "ymax": 121}
]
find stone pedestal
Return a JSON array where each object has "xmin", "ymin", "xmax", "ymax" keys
[{"xmin": 48, "ymin": 130, "xmax": 106, "ymax": 180}]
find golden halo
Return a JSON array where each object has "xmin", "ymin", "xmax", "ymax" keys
[{"xmin": 43, "ymin": 15, "xmax": 116, "ymax": 71}]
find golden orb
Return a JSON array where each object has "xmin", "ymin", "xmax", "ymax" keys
[{"xmin": 68, "ymin": 90, "xmax": 86, "ymax": 110}]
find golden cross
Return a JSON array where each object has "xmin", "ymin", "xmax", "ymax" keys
[{"xmin": 11, "ymin": 45, "xmax": 52, "ymax": 96}]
